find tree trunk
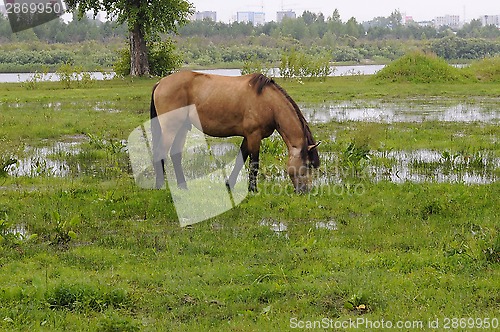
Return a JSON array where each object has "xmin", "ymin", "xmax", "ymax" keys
[{"xmin": 129, "ymin": 23, "xmax": 149, "ymax": 77}]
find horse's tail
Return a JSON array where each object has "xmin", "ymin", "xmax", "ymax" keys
[
  {"xmin": 150, "ymin": 82, "xmax": 159, "ymax": 120},
  {"xmin": 150, "ymin": 82, "xmax": 165, "ymax": 188}
]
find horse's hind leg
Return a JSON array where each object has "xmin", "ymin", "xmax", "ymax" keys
[
  {"xmin": 170, "ymin": 125, "xmax": 189, "ymax": 189},
  {"xmin": 151, "ymin": 115, "xmax": 166, "ymax": 189},
  {"xmin": 226, "ymin": 138, "xmax": 249, "ymax": 190},
  {"xmin": 152, "ymin": 116, "xmax": 185, "ymax": 189},
  {"xmin": 153, "ymin": 160, "xmax": 165, "ymax": 189},
  {"xmin": 153, "ymin": 131, "xmax": 176, "ymax": 189}
]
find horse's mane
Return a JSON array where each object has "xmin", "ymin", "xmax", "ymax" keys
[{"xmin": 249, "ymin": 73, "xmax": 320, "ymax": 168}]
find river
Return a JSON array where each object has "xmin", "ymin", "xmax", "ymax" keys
[{"xmin": 0, "ymin": 65, "xmax": 385, "ymax": 83}]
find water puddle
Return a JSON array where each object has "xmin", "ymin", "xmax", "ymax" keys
[
  {"xmin": 92, "ymin": 101, "xmax": 121, "ymax": 113},
  {"xmin": 5, "ymin": 96, "xmax": 498, "ymax": 186},
  {"xmin": 5, "ymin": 138, "xmax": 497, "ymax": 186},
  {"xmin": 7, "ymin": 142, "xmax": 80, "ymax": 177},
  {"xmin": 3, "ymin": 101, "xmax": 121, "ymax": 113},
  {"xmin": 259, "ymin": 218, "xmax": 288, "ymax": 237},
  {"xmin": 209, "ymin": 142, "xmax": 238, "ymax": 157},
  {"xmin": 7, "ymin": 224, "xmax": 29, "ymax": 238},
  {"xmin": 312, "ymin": 150, "xmax": 498, "ymax": 186},
  {"xmin": 370, "ymin": 149, "xmax": 499, "ymax": 184},
  {"xmin": 259, "ymin": 218, "xmax": 338, "ymax": 237},
  {"xmin": 5, "ymin": 136, "xmax": 127, "ymax": 179},
  {"xmin": 302, "ymin": 100, "xmax": 500, "ymax": 124},
  {"xmin": 315, "ymin": 220, "xmax": 338, "ymax": 231}
]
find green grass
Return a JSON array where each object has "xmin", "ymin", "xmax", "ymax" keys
[
  {"xmin": 373, "ymin": 51, "xmax": 470, "ymax": 83},
  {"xmin": 373, "ymin": 52, "xmax": 500, "ymax": 84},
  {"xmin": 0, "ymin": 75, "xmax": 499, "ymax": 331},
  {"xmin": 466, "ymin": 56, "xmax": 500, "ymax": 82}
]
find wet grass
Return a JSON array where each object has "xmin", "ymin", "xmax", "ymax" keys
[{"xmin": 0, "ymin": 76, "xmax": 499, "ymax": 331}]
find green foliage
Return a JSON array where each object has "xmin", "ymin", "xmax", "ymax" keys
[
  {"xmin": 0, "ymin": 49, "xmax": 74, "ymax": 68},
  {"xmin": 0, "ymin": 157, "xmax": 17, "ymax": 177},
  {"xmin": 64, "ymin": 0, "xmax": 192, "ymax": 76},
  {"xmin": 147, "ymin": 40, "xmax": 182, "ymax": 77},
  {"xmin": 279, "ymin": 49, "xmax": 331, "ymax": 80},
  {"xmin": 65, "ymin": 0, "xmax": 193, "ymax": 41},
  {"xmin": 241, "ymin": 55, "xmax": 272, "ymax": 76},
  {"xmin": 444, "ymin": 224, "xmax": 500, "ymax": 265},
  {"xmin": 466, "ymin": 56, "xmax": 500, "ymax": 82},
  {"xmin": 113, "ymin": 47, "xmax": 130, "ymax": 76},
  {"xmin": 50, "ymin": 211, "xmax": 79, "ymax": 245},
  {"xmin": 56, "ymin": 63, "xmax": 98, "ymax": 88},
  {"xmin": 114, "ymin": 40, "xmax": 182, "ymax": 77},
  {"xmin": 0, "ymin": 213, "xmax": 38, "ymax": 246},
  {"xmin": 21, "ymin": 71, "xmax": 45, "ymax": 90},
  {"xmin": 374, "ymin": 51, "xmax": 470, "ymax": 83},
  {"xmin": 431, "ymin": 36, "xmax": 500, "ymax": 59},
  {"xmin": 0, "ymin": 41, "xmax": 121, "ymax": 73},
  {"xmin": 98, "ymin": 314, "xmax": 140, "ymax": 332},
  {"xmin": 340, "ymin": 141, "xmax": 371, "ymax": 178},
  {"xmin": 46, "ymin": 283, "xmax": 134, "ymax": 312}
]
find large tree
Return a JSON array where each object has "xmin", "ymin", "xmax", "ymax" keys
[{"xmin": 65, "ymin": 0, "xmax": 193, "ymax": 76}]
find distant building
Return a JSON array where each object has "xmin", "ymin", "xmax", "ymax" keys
[
  {"xmin": 276, "ymin": 10, "xmax": 296, "ymax": 23},
  {"xmin": 434, "ymin": 15, "xmax": 461, "ymax": 29},
  {"xmin": 237, "ymin": 11, "xmax": 265, "ymax": 26},
  {"xmin": 416, "ymin": 21, "xmax": 434, "ymax": 27},
  {"xmin": 480, "ymin": 15, "xmax": 500, "ymax": 27},
  {"xmin": 403, "ymin": 15, "xmax": 414, "ymax": 25},
  {"xmin": 192, "ymin": 11, "xmax": 217, "ymax": 22}
]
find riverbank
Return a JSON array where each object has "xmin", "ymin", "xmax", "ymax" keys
[{"xmin": 2, "ymin": 70, "xmax": 500, "ymax": 100}]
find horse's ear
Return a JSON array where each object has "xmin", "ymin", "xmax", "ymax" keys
[{"xmin": 308, "ymin": 141, "xmax": 321, "ymax": 151}]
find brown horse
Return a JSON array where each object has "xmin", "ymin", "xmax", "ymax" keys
[{"xmin": 150, "ymin": 71, "xmax": 320, "ymax": 193}]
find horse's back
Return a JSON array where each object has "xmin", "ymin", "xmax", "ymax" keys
[
  {"xmin": 155, "ymin": 71, "xmax": 249, "ymax": 104},
  {"xmin": 153, "ymin": 71, "xmax": 274, "ymax": 137}
]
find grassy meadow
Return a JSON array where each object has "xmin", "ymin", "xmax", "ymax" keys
[{"xmin": 0, "ymin": 61, "xmax": 499, "ymax": 331}]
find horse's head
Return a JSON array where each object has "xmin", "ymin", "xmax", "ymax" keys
[{"xmin": 288, "ymin": 142, "xmax": 320, "ymax": 193}]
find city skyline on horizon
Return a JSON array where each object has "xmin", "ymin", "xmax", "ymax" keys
[{"xmin": 190, "ymin": 0, "xmax": 500, "ymax": 24}]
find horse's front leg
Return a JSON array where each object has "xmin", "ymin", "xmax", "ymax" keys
[
  {"xmin": 226, "ymin": 138, "xmax": 249, "ymax": 190},
  {"xmin": 247, "ymin": 138, "xmax": 261, "ymax": 192}
]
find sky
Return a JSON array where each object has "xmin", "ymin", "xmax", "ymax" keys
[{"xmin": 189, "ymin": 0, "xmax": 499, "ymax": 23}]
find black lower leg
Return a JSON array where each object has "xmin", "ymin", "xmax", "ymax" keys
[
  {"xmin": 154, "ymin": 159, "xmax": 165, "ymax": 189},
  {"xmin": 248, "ymin": 160, "xmax": 259, "ymax": 192},
  {"xmin": 227, "ymin": 145, "xmax": 249, "ymax": 190},
  {"xmin": 171, "ymin": 152, "xmax": 187, "ymax": 189}
]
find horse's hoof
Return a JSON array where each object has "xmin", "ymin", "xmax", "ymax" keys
[
  {"xmin": 248, "ymin": 185, "xmax": 257, "ymax": 193},
  {"xmin": 177, "ymin": 182, "xmax": 188, "ymax": 190}
]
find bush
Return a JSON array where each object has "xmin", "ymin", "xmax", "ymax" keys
[
  {"xmin": 465, "ymin": 56, "xmax": 500, "ymax": 82},
  {"xmin": 279, "ymin": 49, "xmax": 331, "ymax": 80},
  {"xmin": 56, "ymin": 63, "xmax": 96, "ymax": 89},
  {"xmin": 431, "ymin": 36, "xmax": 500, "ymax": 60},
  {"xmin": 148, "ymin": 39, "xmax": 182, "ymax": 77},
  {"xmin": 374, "ymin": 51, "xmax": 470, "ymax": 83},
  {"xmin": 114, "ymin": 39, "xmax": 181, "ymax": 77},
  {"xmin": 241, "ymin": 55, "xmax": 272, "ymax": 76}
]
